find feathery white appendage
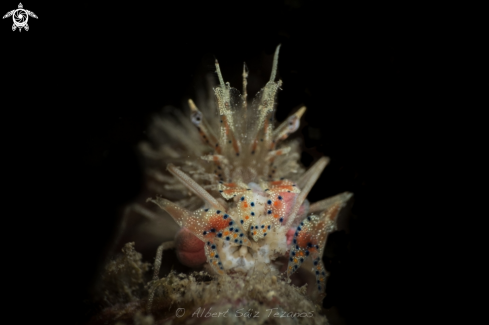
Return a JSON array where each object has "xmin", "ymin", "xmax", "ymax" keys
[
  {"xmin": 285, "ymin": 157, "xmax": 330, "ymax": 228},
  {"xmin": 269, "ymin": 44, "xmax": 281, "ymax": 82},
  {"xmin": 166, "ymin": 164, "xmax": 224, "ymax": 210},
  {"xmin": 146, "ymin": 240, "xmax": 174, "ymax": 312}
]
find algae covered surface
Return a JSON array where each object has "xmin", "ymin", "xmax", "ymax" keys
[{"xmin": 88, "ymin": 242, "xmax": 329, "ymax": 325}]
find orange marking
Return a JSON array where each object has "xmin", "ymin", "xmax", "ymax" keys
[
  {"xmin": 252, "ymin": 139, "xmax": 258, "ymax": 152},
  {"xmin": 262, "ymin": 229, "xmax": 266, "ymax": 233},
  {"xmin": 245, "ymin": 215, "xmax": 249, "ymax": 220},
  {"xmin": 253, "ymin": 231, "xmax": 257, "ymax": 235},
  {"xmin": 232, "ymin": 138, "xmax": 239, "ymax": 153},
  {"xmin": 297, "ymin": 232, "xmax": 313, "ymax": 248},
  {"xmin": 243, "ymin": 202, "xmax": 248, "ymax": 208},
  {"xmin": 233, "ymin": 233, "xmax": 238, "ymax": 238},
  {"xmin": 270, "ymin": 180, "xmax": 285, "ymax": 186},
  {"xmin": 210, "ymin": 252, "xmax": 215, "ymax": 257},
  {"xmin": 293, "ymin": 258, "xmax": 298, "ymax": 263},
  {"xmin": 317, "ymin": 266, "xmax": 321, "ymax": 270},
  {"xmin": 224, "ymin": 231, "xmax": 230, "ymax": 236},
  {"xmin": 273, "ymin": 214, "xmax": 279, "ymax": 219},
  {"xmin": 213, "ymin": 156, "xmax": 219, "ymax": 162},
  {"xmin": 298, "ymin": 251, "xmax": 304, "ymax": 256},
  {"xmin": 273, "ymin": 201, "xmax": 279, "ymax": 207},
  {"xmin": 209, "ymin": 215, "xmax": 229, "ymax": 231}
]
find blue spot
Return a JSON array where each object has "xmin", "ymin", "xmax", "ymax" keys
[
  {"xmin": 292, "ymin": 251, "xmax": 296, "ymax": 256},
  {"xmin": 239, "ymin": 240, "xmax": 243, "ymax": 244},
  {"xmin": 204, "ymin": 209, "xmax": 209, "ymax": 212},
  {"xmin": 251, "ymin": 202, "xmax": 255, "ymax": 207},
  {"xmin": 317, "ymin": 280, "xmax": 320, "ymax": 284},
  {"xmin": 240, "ymin": 196, "xmax": 245, "ymax": 201},
  {"xmin": 240, "ymin": 233, "xmax": 244, "ymax": 237},
  {"xmin": 229, "ymin": 227, "xmax": 234, "ymax": 231},
  {"xmin": 235, "ymin": 229, "xmax": 239, "ymax": 232},
  {"xmin": 224, "ymin": 214, "xmax": 229, "ymax": 219},
  {"xmin": 294, "ymin": 265, "xmax": 298, "ymax": 269},
  {"xmin": 290, "ymin": 257, "xmax": 293, "ymax": 262},
  {"xmin": 307, "ymin": 242, "xmax": 312, "ymax": 247},
  {"xmin": 261, "ymin": 225, "xmax": 264, "ymax": 228},
  {"xmin": 267, "ymin": 210, "xmax": 272, "ymax": 214},
  {"xmin": 297, "ymin": 226, "xmax": 302, "ymax": 231},
  {"xmin": 217, "ymin": 233, "xmax": 222, "ymax": 238},
  {"xmin": 215, "ymin": 254, "xmax": 219, "ymax": 258},
  {"xmin": 240, "ymin": 220, "xmax": 244, "ymax": 224},
  {"xmin": 203, "ymin": 231, "xmax": 207, "ymax": 235},
  {"xmin": 300, "ymin": 222, "xmax": 304, "ymax": 226},
  {"xmin": 211, "ymin": 245, "xmax": 216, "ymax": 249},
  {"xmin": 293, "ymin": 239, "xmax": 297, "ymax": 244},
  {"xmin": 296, "ymin": 245, "xmax": 299, "ymax": 249},
  {"xmin": 207, "ymin": 241, "xmax": 210, "ymax": 245},
  {"xmin": 251, "ymin": 212, "xmax": 255, "ymax": 216},
  {"xmin": 295, "ymin": 232, "xmax": 298, "ymax": 236},
  {"xmin": 216, "ymin": 210, "xmax": 221, "ymax": 214},
  {"xmin": 306, "ymin": 251, "xmax": 310, "ymax": 256},
  {"xmin": 229, "ymin": 221, "xmax": 233, "ymax": 225},
  {"xmin": 226, "ymin": 236, "xmax": 230, "ymax": 241},
  {"xmin": 264, "ymin": 233, "xmax": 267, "ymax": 236},
  {"xmin": 322, "ymin": 271, "xmax": 326, "ymax": 275},
  {"xmin": 318, "ymin": 286, "xmax": 321, "ymax": 291},
  {"xmin": 314, "ymin": 261, "xmax": 318, "ymax": 266},
  {"xmin": 234, "ymin": 239, "xmax": 238, "ymax": 243},
  {"xmin": 308, "ymin": 216, "xmax": 311, "ymax": 221},
  {"xmin": 210, "ymin": 228, "xmax": 215, "ymax": 232},
  {"xmin": 218, "ymin": 261, "xmax": 221, "ymax": 265},
  {"xmin": 279, "ymin": 217, "xmax": 283, "ymax": 222},
  {"xmin": 268, "ymin": 225, "xmax": 271, "ymax": 229},
  {"xmin": 300, "ymin": 258, "xmax": 304, "ymax": 262},
  {"xmin": 267, "ymin": 200, "xmax": 272, "ymax": 205},
  {"xmin": 250, "ymin": 226, "xmax": 253, "ymax": 229}
]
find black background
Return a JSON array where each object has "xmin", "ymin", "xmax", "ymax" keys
[{"xmin": 2, "ymin": 1, "xmax": 485, "ymax": 324}]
